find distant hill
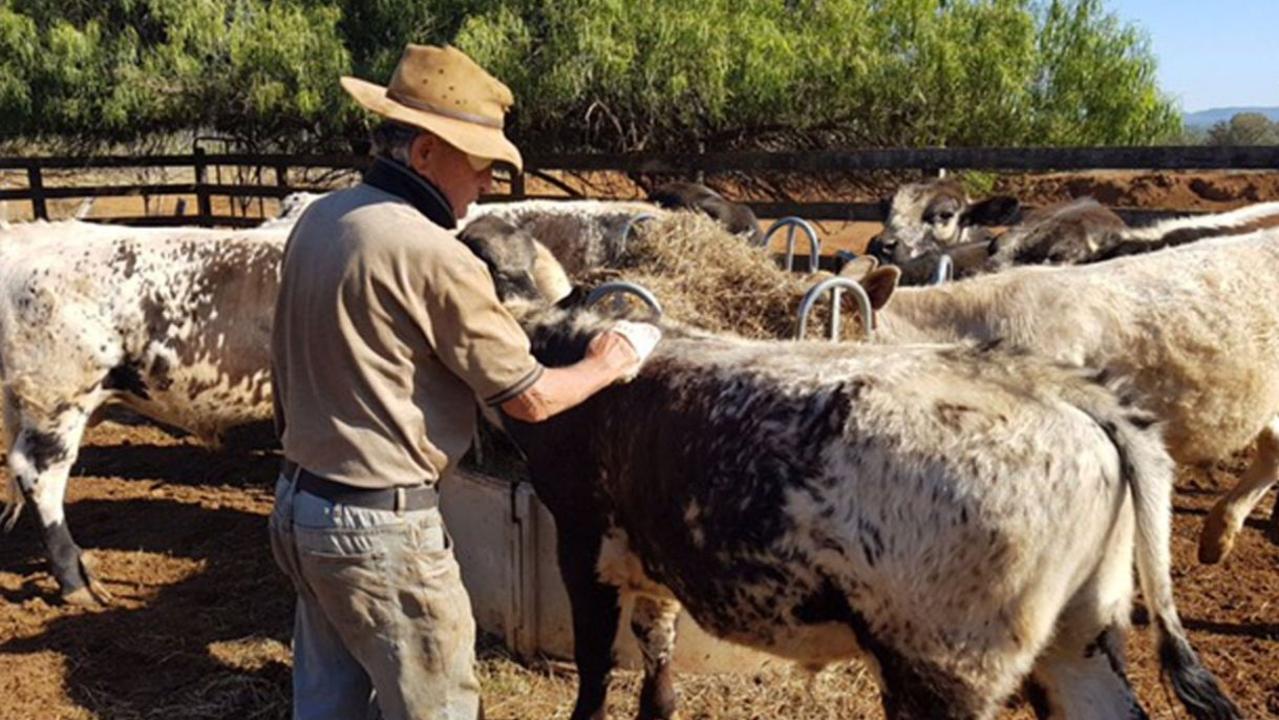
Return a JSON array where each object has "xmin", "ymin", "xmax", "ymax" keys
[{"xmin": 1184, "ymin": 107, "xmax": 1279, "ymax": 128}]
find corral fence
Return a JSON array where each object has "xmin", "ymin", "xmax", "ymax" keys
[{"xmin": 2, "ymin": 145, "xmax": 1278, "ymax": 229}]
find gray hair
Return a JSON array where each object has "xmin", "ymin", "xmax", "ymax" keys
[{"xmin": 369, "ymin": 121, "xmax": 421, "ymax": 165}]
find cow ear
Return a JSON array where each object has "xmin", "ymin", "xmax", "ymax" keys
[
  {"xmin": 963, "ymin": 196, "xmax": 1020, "ymax": 226},
  {"xmin": 860, "ymin": 266, "xmax": 901, "ymax": 309},
  {"xmin": 837, "ymin": 254, "xmax": 880, "ymax": 281},
  {"xmin": 877, "ymin": 196, "xmax": 893, "ymax": 220},
  {"xmin": 556, "ymin": 285, "xmax": 588, "ymax": 310}
]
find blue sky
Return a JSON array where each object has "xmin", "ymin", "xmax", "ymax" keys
[{"xmin": 1106, "ymin": 0, "xmax": 1276, "ymax": 111}]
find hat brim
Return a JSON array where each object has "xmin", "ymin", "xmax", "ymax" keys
[{"xmin": 341, "ymin": 76, "xmax": 524, "ymax": 172}]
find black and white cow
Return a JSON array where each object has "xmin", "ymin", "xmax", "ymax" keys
[
  {"xmin": 0, "ymin": 219, "xmax": 286, "ymax": 605},
  {"xmin": 465, "ymin": 234, "xmax": 1240, "ymax": 720}
]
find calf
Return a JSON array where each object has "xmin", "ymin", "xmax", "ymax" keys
[
  {"xmin": 647, "ymin": 181, "xmax": 765, "ymax": 246},
  {"xmin": 0, "ymin": 220, "xmax": 286, "ymax": 604},
  {"xmin": 847, "ymin": 204, "xmax": 1279, "ymax": 563},
  {"xmin": 865, "ymin": 179, "xmax": 1019, "ymax": 268},
  {"xmin": 465, "ymin": 234, "xmax": 1239, "ymax": 720}
]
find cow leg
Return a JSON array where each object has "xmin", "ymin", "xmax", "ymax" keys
[
  {"xmin": 557, "ymin": 528, "xmax": 622, "ymax": 720},
  {"xmin": 630, "ymin": 594, "xmax": 680, "ymax": 720},
  {"xmin": 1199, "ymin": 418, "xmax": 1279, "ymax": 563},
  {"xmin": 1032, "ymin": 507, "xmax": 1142, "ymax": 718},
  {"xmin": 4, "ymin": 389, "xmax": 109, "ymax": 606}
]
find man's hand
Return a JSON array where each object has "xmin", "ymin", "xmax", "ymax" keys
[
  {"xmin": 501, "ymin": 322, "xmax": 661, "ymax": 423},
  {"xmin": 587, "ymin": 329, "xmax": 641, "ymax": 382}
]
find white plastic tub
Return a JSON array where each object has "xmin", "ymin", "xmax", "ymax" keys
[{"xmin": 440, "ymin": 469, "xmax": 779, "ymax": 673}]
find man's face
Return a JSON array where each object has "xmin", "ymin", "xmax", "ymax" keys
[{"xmin": 409, "ymin": 133, "xmax": 493, "ymax": 217}]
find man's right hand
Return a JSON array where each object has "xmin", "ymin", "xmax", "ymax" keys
[{"xmin": 500, "ymin": 322, "xmax": 661, "ymax": 423}]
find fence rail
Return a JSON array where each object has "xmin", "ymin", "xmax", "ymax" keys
[{"xmin": 1, "ymin": 145, "xmax": 1276, "ymax": 228}]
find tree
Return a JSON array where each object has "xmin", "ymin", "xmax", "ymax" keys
[
  {"xmin": 0, "ymin": 0, "xmax": 1184, "ymax": 152},
  {"xmin": 1206, "ymin": 113, "xmax": 1279, "ymax": 146}
]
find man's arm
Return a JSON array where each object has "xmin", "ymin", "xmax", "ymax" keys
[{"xmin": 500, "ymin": 329, "xmax": 641, "ymax": 423}]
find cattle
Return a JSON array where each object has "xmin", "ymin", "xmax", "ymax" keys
[
  {"xmin": 865, "ymin": 180, "xmax": 1020, "ymax": 267},
  {"xmin": 845, "ymin": 204, "xmax": 1279, "ymax": 564},
  {"xmin": 0, "ymin": 219, "xmax": 286, "ymax": 605},
  {"xmin": 459, "ymin": 199, "xmax": 662, "ymax": 276},
  {"xmin": 463, "ymin": 232, "xmax": 1239, "ymax": 720},
  {"xmin": 647, "ymin": 181, "xmax": 765, "ymax": 246},
  {"xmin": 866, "ymin": 181, "xmax": 1279, "ymax": 285},
  {"xmin": 985, "ymin": 198, "xmax": 1127, "ymax": 270}
]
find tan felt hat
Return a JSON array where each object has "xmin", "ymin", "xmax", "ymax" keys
[{"xmin": 341, "ymin": 44, "xmax": 523, "ymax": 171}]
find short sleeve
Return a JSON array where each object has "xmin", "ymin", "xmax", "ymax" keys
[{"xmin": 417, "ymin": 238, "xmax": 544, "ymax": 405}]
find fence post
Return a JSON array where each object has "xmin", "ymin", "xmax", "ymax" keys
[
  {"xmin": 27, "ymin": 165, "xmax": 47, "ymax": 220},
  {"xmin": 193, "ymin": 147, "xmax": 212, "ymax": 226},
  {"xmin": 510, "ymin": 169, "xmax": 526, "ymax": 199}
]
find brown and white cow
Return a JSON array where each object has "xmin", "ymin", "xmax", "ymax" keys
[
  {"xmin": 464, "ymin": 233, "xmax": 1240, "ymax": 720},
  {"xmin": 0, "ymin": 219, "xmax": 286, "ymax": 605},
  {"xmin": 846, "ymin": 203, "xmax": 1279, "ymax": 564}
]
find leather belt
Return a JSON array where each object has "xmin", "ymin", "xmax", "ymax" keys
[{"xmin": 284, "ymin": 461, "xmax": 438, "ymax": 512}]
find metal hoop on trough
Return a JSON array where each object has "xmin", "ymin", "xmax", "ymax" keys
[
  {"xmin": 795, "ymin": 277, "xmax": 874, "ymax": 341},
  {"xmin": 765, "ymin": 217, "xmax": 821, "ymax": 274},
  {"xmin": 933, "ymin": 254, "xmax": 954, "ymax": 285},
  {"xmin": 620, "ymin": 212, "xmax": 658, "ymax": 244},
  {"xmin": 585, "ymin": 281, "xmax": 664, "ymax": 319}
]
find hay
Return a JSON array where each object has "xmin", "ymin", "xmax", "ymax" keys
[{"xmin": 578, "ymin": 212, "xmax": 864, "ymax": 341}]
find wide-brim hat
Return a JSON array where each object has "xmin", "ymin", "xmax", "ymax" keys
[{"xmin": 341, "ymin": 44, "xmax": 523, "ymax": 171}]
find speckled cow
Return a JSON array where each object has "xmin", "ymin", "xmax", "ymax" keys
[
  {"xmin": 465, "ymin": 234, "xmax": 1240, "ymax": 720},
  {"xmin": 0, "ymin": 219, "xmax": 285, "ymax": 605}
]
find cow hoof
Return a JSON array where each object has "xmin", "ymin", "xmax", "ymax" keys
[
  {"xmin": 61, "ymin": 554, "xmax": 115, "ymax": 607},
  {"xmin": 61, "ymin": 586, "xmax": 101, "ymax": 608},
  {"xmin": 1197, "ymin": 515, "xmax": 1234, "ymax": 565}
]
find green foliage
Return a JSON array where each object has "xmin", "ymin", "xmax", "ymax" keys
[
  {"xmin": 0, "ymin": 0, "xmax": 1183, "ymax": 152},
  {"xmin": 1206, "ymin": 113, "xmax": 1279, "ymax": 146}
]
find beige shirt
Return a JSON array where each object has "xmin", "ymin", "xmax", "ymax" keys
[{"xmin": 271, "ymin": 182, "xmax": 542, "ymax": 488}]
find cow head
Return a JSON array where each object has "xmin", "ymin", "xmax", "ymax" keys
[
  {"xmin": 867, "ymin": 180, "xmax": 1019, "ymax": 264},
  {"xmin": 648, "ymin": 182, "xmax": 765, "ymax": 247},
  {"xmin": 457, "ymin": 215, "xmax": 573, "ymax": 311},
  {"xmin": 985, "ymin": 199, "xmax": 1126, "ymax": 271}
]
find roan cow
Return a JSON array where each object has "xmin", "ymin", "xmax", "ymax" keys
[
  {"xmin": 0, "ymin": 219, "xmax": 286, "ymax": 604},
  {"xmin": 460, "ymin": 228, "xmax": 1240, "ymax": 720},
  {"xmin": 844, "ymin": 202, "xmax": 1279, "ymax": 564}
]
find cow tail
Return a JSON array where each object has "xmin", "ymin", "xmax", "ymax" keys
[
  {"xmin": 1, "ymin": 468, "xmax": 22, "ymax": 532},
  {"xmin": 1098, "ymin": 410, "xmax": 1241, "ymax": 720}
]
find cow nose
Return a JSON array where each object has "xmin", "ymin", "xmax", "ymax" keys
[{"xmin": 865, "ymin": 235, "xmax": 891, "ymax": 261}]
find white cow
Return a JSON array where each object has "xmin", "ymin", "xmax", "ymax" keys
[{"xmin": 848, "ymin": 202, "xmax": 1279, "ymax": 564}]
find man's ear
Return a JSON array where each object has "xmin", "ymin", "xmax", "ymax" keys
[
  {"xmin": 962, "ymin": 196, "xmax": 1020, "ymax": 227},
  {"xmin": 408, "ymin": 132, "xmax": 438, "ymax": 172}
]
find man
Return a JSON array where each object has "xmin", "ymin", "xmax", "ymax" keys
[{"xmin": 268, "ymin": 44, "xmax": 652, "ymax": 719}]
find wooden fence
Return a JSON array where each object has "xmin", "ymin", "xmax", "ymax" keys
[{"xmin": 2, "ymin": 145, "xmax": 1278, "ymax": 228}]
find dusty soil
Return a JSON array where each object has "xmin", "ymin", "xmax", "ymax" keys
[{"xmin": 2, "ymin": 423, "xmax": 1278, "ymax": 719}]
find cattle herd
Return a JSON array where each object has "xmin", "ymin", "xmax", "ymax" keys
[{"xmin": 3, "ymin": 179, "xmax": 1278, "ymax": 719}]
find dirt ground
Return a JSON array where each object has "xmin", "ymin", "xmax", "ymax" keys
[{"xmin": 3, "ymin": 169, "xmax": 1279, "ymax": 719}]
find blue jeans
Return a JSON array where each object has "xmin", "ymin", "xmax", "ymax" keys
[{"xmin": 269, "ymin": 473, "xmax": 481, "ymax": 720}]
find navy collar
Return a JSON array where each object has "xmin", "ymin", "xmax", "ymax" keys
[{"xmin": 363, "ymin": 158, "xmax": 457, "ymax": 230}]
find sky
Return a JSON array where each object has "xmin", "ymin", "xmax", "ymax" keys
[{"xmin": 1105, "ymin": 0, "xmax": 1276, "ymax": 112}]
